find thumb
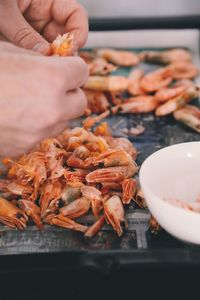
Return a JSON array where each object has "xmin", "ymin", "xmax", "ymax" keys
[{"xmin": 0, "ymin": 1, "xmax": 50, "ymax": 55}]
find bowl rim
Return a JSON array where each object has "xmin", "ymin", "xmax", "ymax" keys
[{"xmin": 139, "ymin": 141, "xmax": 200, "ymax": 218}]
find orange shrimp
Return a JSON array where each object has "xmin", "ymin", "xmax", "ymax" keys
[
  {"xmin": 81, "ymin": 186, "xmax": 103, "ymax": 218},
  {"xmin": 104, "ymin": 195, "xmax": 127, "ymax": 236},
  {"xmin": 169, "ymin": 62, "xmax": 199, "ymax": 79},
  {"xmin": 92, "ymin": 149, "xmax": 134, "ymax": 168},
  {"xmin": 128, "ymin": 69, "xmax": 145, "ymax": 96},
  {"xmin": 45, "ymin": 214, "xmax": 88, "ymax": 233},
  {"xmin": 105, "ymin": 136, "xmax": 138, "ymax": 160},
  {"xmin": 155, "ymin": 86, "xmax": 200, "ymax": 116},
  {"xmin": 140, "ymin": 67, "xmax": 173, "ymax": 92},
  {"xmin": 139, "ymin": 48, "xmax": 192, "ymax": 64},
  {"xmin": 51, "ymin": 33, "xmax": 77, "ymax": 56},
  {"xmin": 60, "ymin": 196, "xmax": 90, "ymax": 219},
  {"xmin": 88, "ymin": 58, "xmax": 118, "ymax": 75},
  {"xmin": 0, "ymin": 197, "xmax": 27, "ymax": 229},
  {"xmin": 173, "ymin": 104, "xmax": 200, "ymax": 133},
  {"xmin": 84, "ymin": 216, "xmax": 105, "ymax": 238},
  {"xmin": 113, "ymin": 96, "xmax": 158, "ymax": 114},
  {"xmin": 18, "ymin": 200, "xmax": 43, "ymax": 230},
  {"xmin": 96, "ymin": 48, "xmax": 139, "ymax": 66},
  {"xmin": 83, "ymin": 90, "xmax": 110, "ymax": 114},
  {"xmin": 86, "ymin": 162, "xmax": 138, "ymax": 183},
  {"xmin": 122, "ymin": 178, "xmax": 137, "ymax": 204}
]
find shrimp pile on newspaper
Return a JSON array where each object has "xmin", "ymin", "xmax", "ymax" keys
[
  {"xmin": 0, "ymin": 34, "xmax": 149, "ymax": 237},
  {"xmin": 81, "ymin": 46, "xmax": 200, "ymax": 133}
]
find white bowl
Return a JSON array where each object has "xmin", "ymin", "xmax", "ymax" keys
[{"xmin": 139, "ymin": 142, "xmax": 200, "ymax": 245}]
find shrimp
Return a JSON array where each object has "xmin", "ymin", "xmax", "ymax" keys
[
  {"xmin": 51, "ymin": 33, "xmax": 77, "ymax": 56},
  {"xmin": 169, "ymin": 62, "xmax": 199, "ymax": 79},
  {"xmin": 104, "ymin": 195, "xmax": 127, "ymax": 236},
  {"xmin": 83, "ymin": 90, "xmax": 110, "ymax": 114},
  {"xmin": 39, "ymin": 181, "xmax": 62, "ymax": 218},
  {"xmin": 84, "ymin": 76, "xmax": 128, "ymax": 92},
  {"xmin": 155, "ymin": 86, "xmax": 200, "ymax": 116},
  {"xmin": 128, "ymin": 69, "xmax": 145, "ymax": 96},
  {"xmin": 18, "ymin": 200, "xmax": 43, "ymax": 230},
  {"xmin": 45, "ymin": 214, "xmax": 88, "ymax": 233},
  {"xmin": 122, "ymin": 178, "xmax": 137, "ymax": 204},
  {"xmin": 140, "ymin": 67, "xmax": 173, "ymax": 92},
  {"xmin": 83, "ymin": 110, "xmax": 110, "ymax": 130},
  {"xmin": 134, "ymin": 188, "xmax": 147, "ymax": 208},
  {"xmin": 96, "ymin": 48, "xmax": 139, "ymax": 66},
  {"xmin": 92, "ymin": 149, "xmax": 134, "ymax": 168},
  {"xmin": 84, "ymin": 216, "xmax": 105, "ymax": 238},
  {"xmin": 88, "ymin": 58, "xmax": 118, "ymax": 75},
  {"xmin": 105, "ymin": 136, "xmax": 138, "ymax": 160},
  {"xmin": 93, "ymin": 122, "xmax": 112, "ymax": 136},
  {"xmin": 81, "ymin": 186, "xmax": 103, "ymax": 218},
  {"xmin": 149, "ymin": 215, "xmax": 161, "ymax": 234},
  {"xmin": 60, "ymin": 196, "xmax": 90, "ymax": 219},
  {"xmin": 113, "ymin": 96, "xmax": 158, "ymax": 114},
  {"xmin": 139, "ymin": 48, "xmax": 192, "ymax": 64},
  {"xmin": 155, "ymin": 79, "xmax": 194, "ymax": 103},
  {"xmin": 173, "ymin": 104, "xmax": 200, "ymax": 133},
  {"xmin": 61, "ymin": 185, "xmax": 82, "ymax": 204},
  {"xmin": 0, "ymin": 197, "xmax": 27, "ymax": 229},
  {"xmin": 86, "ymin": 163, "xmax": 138, "ymax": 183}
]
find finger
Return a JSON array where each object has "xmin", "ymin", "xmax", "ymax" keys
[
  {"xmin": 0, "ymin": 41, "xmax": 41, "ymax": 56},
  {"xmin": 49, "ymin": 56, "xmax": 89, "ymax": 90},
  {"xmin": 42, "ymin": 20, "xmax": 65, "ymax": 43},
  {"xmin": 48, "ymin": 121, "xmax": 69, "ymax": 138},
  {"xmin": 0, "ymin": 1, "xmax": 50, "ymax": 55},
  {"xmin": 60, "ymin": 88, "xmax": 87, "ymax": 120},
  {"xmin": 49, "ymin": 0, "xmax": 88, "ymax": 49}
]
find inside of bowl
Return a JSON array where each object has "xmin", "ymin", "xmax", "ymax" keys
[{"xmin": 141, "ymin": 143, "xmax": 200, "ymax": 203}]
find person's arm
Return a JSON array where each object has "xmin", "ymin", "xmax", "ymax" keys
[
  {"xmin": 0, "ymin": 0, "xmax": 88, "ymax": 54},
  {"xmin": 0, "ymin": 42, "xmax": 88, "ymax": 157}
]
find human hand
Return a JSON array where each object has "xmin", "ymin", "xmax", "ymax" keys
[
  {"xmin": 0, "ymin": 0, "xmax": 88, "ymax": 55},
  {"xmin": 0, "ymin": 42, "xmax": 88, "ymax": 157}
]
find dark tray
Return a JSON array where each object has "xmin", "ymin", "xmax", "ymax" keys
[{"xmin": 0, "ymin": 48, "xmax": 200, "ymax": 274}]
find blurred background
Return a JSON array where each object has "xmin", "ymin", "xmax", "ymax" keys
[{"xmin": 79, "ymin": 0, "xmax": 200, "ymax": 18}]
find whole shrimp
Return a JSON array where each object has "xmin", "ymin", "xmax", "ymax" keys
[
  {"xmin": 128, "ymin": 69, "xmax": 145, "ymax": 96},
  {"xmin": 140, "ymin": 67, "xmax": 173, "ymax": 92},
  {"xmin": 112, "ymin": 96, "xmax": 158, "ymax": 114},
  {"xmin": 96, "ymin": 48, "xmax": 139, "ymax": 67},
  {"xmin": 155, "ymin": 86, "xmax": 200, "ymax": 116},
  {"xmin": 139, "ymin": 48, "xmax": 192, "ymax": 64},
  {"xmin": 155, "ymin": 79, "xmax": 194, "ymax": 103},
  {"xmin": 173, "ymin": 104, "xmax": 200, "ymax": 133}
]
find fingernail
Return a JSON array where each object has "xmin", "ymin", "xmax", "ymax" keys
[{"xmin": 32, "ymin": 42, "xmax": 51, "ymax": 55}]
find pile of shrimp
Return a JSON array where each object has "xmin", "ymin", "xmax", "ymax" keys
[
  {"xmin": 0, "ymin": 122, "xmax": 147, "ymax": 237},
  {"xmin": 80, "ymin": 48, "xmax": 200, "ymax": 134}
]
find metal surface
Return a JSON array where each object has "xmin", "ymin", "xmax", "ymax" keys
[{"xmin": 0, "ymin": 30, "xmax": 200, "ymax": 272}]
